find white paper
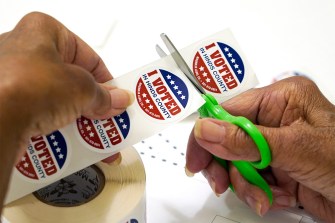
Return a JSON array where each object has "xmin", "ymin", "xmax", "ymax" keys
[{"xmin": 133, "ymin": 114, "xmax": 320, "ymax": 223}]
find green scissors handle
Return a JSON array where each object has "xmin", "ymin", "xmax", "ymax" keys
[
  {"xmin": 157, "ymin": 33, "xmax": 273, "ymax": 205},
  {"xmin": 198, "ymin": 93, "xmax": 273, "ymax": 204}
]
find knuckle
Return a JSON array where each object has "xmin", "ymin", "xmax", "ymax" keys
[
  {"xmin": 19, "ymin": 12, "xmax": 60, "ymax": 32},
  {"xmin": 284, "ymin": 76, "xmax": 318, "ymax": 94},
  {"xmin": 21, "ymin": 12, "xmax": 50, "ymax": 25},
  {"xmin": 221, "ymin": 124, "xmax": 250, "ymax": 156}
]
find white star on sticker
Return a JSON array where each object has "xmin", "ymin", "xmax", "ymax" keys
[
  {"xmin": 231, "ymin": 58, "xmax": 236, "ymax": 63},
  {"xmin": 142, "ymin": 93, "xmax": 147, "ymax": 98},
  {"xmin": 56, "ymin": 147, "xmax": 61, "ymax": 153},
  {"xmin": 86, "ymin": 126, "xmax": 91, "ymax": 131},
  {"xmin": 166, "ymin": 75, "xmax": 171, "ymax": 79},
  {"xmin": 206, "ymin": 78, "xmax": 211, "ymax": 83},
  {"xmin": 145, "ymin": 99, "xmax": 150, "ymax": 104},
  {"xmin": 226, "ymin": 76, "xmax": 234, "ymax": 82},
  {"xmin": 224, "ymin": 47, "xmax": 229, "ymax": 52},
  {"xmin": 173, "ymin": 85, "xmax": 179, "ymax": 90},
  {"xmin": 177, "ymin": 90, "xmax": 182, "ymax": 95},
  {"xmin": 50, "ymin": 135, "xmax": 55, "ymax": 140},
  {"xmin": 24, "ymin": 162, "xmax": 29, "ymax": 168},
  {"xmin": 53, "ymin": 141, "xmax": 58, "ymax": 146},
  {"xmin": 59, "ymin": 154, "xmax": 64, "ymax": 159},
  {"xmin": 119, "ymin": 118, "xmax": 124, "ymax": 123},
  {"xmin": 199, "ymin": 66, "xmax": 204, "ymax": 72},
  {"xmin": 83, "ymin": 120, "xmax": 89, "ymax": 125},
  {"xmin": 122, "ymin": 124, "xmax": 127, "ymax": 129},
  {"xmin": 227, "ymin": 53, "xmax": 232, "ymax": 57},
  {"xmin": 149, "ymin": 105, "xmax": 153, "ymax": 109},
  {"xmin": 169, "ymin": 104, "xmax": 176, "ymax": 109},
  {"xmin": 202, "ymin": 72, "xmax": 208, "ymax": 77},
  {"xmin": 21, "ymin": 156, "xmax": 26, "ymax": 162},
  {"xmin": 111, "ymin": 132, "xmax": 118, "ymax": 138},
  {"xmin": 170, "ymin": 80, "xmax": 175, "ymax": 85},
  {"xmin": 237, "ymin": 70, "xmax": 242, "ymax": 74},
  {"xmin": 234, "ymin": 64, "xmax": 239, "ymax": 69},
  {"xmin": 89, "ymin": 132, "xmax": 94, "ymax": 137},
  {"xmin": 46, "ymin": 162, "xmax": 53, "ymax": 169},
  {"xmin": 181, "ymin": 95, "xmax": 186, "ymax": 100}
]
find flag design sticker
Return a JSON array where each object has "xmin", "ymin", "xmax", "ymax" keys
[
  {"xmin": 193, "ymin": 42, "xmax": 245, "ymax": 94},
  {"xmin": 136, "ymin": 69, "xmax": 189, "ymax": 121},
  {"xmin": 16, "ymin": 130, "xmax": 69, "ymax": 181},
  {"xmin": 76, "ymin": 111, "xmax": 130, "ymax": 152}
]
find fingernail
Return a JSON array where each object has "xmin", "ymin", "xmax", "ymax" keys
[
  {"xmin": 110, "ymin": 89, "xmax": 134, "ymax": 107},
  {"xmin": 185, "ymin": 166, "xmax": 194, "ymax": 177},
  {"xmin": 202, "ymin": 170, "xmax": 220, "ymax": 197},
  {"xmin": 246, "ymin": 196, "xmax": 263, "ymax": 216},
  {"xmin": 194, "ymin": 119, "xmax": 225, "ymax": 142},
  {"xmin": 110, "ymin": 155, "xmax": 122, "ymax": 166},
  {"xmin": 210, "ymin": 180, "xmax": 221, "ymax": 197},
  {"xmin": 194, "ymin": 119, "xmax": 203, "ymax": 139},
  {"xmin": 126, "ymin": 90, "xmax": 135, "ymax": 105},
  {"xmin": 275, "ymin": 195, "xmax": 296, "ymax": 207}
]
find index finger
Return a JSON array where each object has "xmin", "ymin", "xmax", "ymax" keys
[
  {"xmin": 10, "ymin": 12, "xmax": 112, "ymax": 83},
  {"xmin": 63, "ymin": 31, "xmax": 113, "ymax": 83},
  {"xmin": 222, "ymin": 82, "xmax": 287, "ymax": 127}
]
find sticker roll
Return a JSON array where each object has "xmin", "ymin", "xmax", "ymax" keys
[{"xmin": 3, "ymin": 146, "xmax": 146, "ymax": 223}]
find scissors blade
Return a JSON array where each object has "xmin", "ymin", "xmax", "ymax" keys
[
  {"xmin": 155, "ymin": 44, "xmax": 168, "ymax": 58},
  {"xmin": 160, "ymin": 33, "xmax": 206, "ymax": 95}
]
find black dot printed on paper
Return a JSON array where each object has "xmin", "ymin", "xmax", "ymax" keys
[{"xmin": 135, "ymin": 131, "xmax": 187, "ymax": 168}]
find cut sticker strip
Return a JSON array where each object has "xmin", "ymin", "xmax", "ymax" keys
[{"xmin": 6, "ymin": 29, "xmax": 258, "ymax": 204}]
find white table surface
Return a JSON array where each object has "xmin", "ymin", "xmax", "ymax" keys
[{"xmin": 1, "ymin": 1, "xmax": 334, "ymax": 222}]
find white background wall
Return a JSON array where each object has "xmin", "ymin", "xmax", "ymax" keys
[{"xmin": 1, "ymin": 0, "xmax": 334, "ymax": 100}]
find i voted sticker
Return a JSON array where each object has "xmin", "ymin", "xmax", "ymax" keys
[
  {"xmin": 16, "ymin": 131, "xmax": 69, "ymax": 182},
  {"xmin": 193, "ymin": 42, "xmax": 245, "ymax": 95},
  {"xmin": 76, "ymin": 111, "xmax": 130, "ymax": 152},
  {"xmin": 136, "ymin": 68, "xmax": 189, "ymax": 121}
]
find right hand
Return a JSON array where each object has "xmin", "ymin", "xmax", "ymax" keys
[{"xmin": 186, "ymin": 76, "xmax": 335, "ymax": 222}]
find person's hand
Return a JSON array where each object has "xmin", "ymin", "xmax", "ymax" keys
[
  {"xmin": 186, "ymin": 76, "xmax": 335, "ymax": 222},
  {"xmin": 0, "ymin": 12, "xmax": 133, "ymax": 208}
]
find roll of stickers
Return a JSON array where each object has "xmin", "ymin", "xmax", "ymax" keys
[{"xmin": 3, "ymin": 147, "xmax": 146, "ymax": 223}]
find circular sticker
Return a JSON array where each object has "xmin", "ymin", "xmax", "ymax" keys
[
  {"xmin": 193, "ymin": 42, "xmax": 245, "ymax": 94},
  {"xmin": 33, "ymin": 165, "xmax": 105, "ymax": 207},
  {"xmin": 136, "ymin": 68, "xmax": 189, "ymax": 121},
  {"xmin": 76, "ymin": 111, "xmax": 130, "ymax": 152},
  {"xmin": 16, "ymin": 130, "xmax": 69, "ymax": 182}
]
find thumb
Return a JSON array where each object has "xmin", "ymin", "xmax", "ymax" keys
[
  {"xmin": 194, "ymin": 118, "xmax": 284, "ymax": 165},
  {"xmin": 194, "ymin": 117, "xmax": 322, "ymax": 173}
]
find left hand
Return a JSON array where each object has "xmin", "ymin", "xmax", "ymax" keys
[{"xmin": 0, "ymin": 12, "xmax": 133, "ymax": 208}]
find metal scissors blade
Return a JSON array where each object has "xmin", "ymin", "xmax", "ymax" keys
[
  {"xmin": 160, "ymin": 33, "xmax": 206, "ymax": 95},
  {"xmin": 155, "ymin": 44, "xmax": 168, "ymax": 58}
]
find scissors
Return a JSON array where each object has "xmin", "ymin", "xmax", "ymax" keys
[{"xmin": 157, "ymin": 33, "xmax": 273, "ymax": 204}]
